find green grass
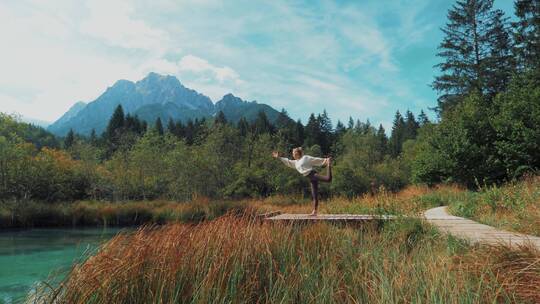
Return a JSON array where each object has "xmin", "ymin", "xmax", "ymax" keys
[{"xmin": 448, "ymin": 177, "xmax": 540, "ymax": 236}]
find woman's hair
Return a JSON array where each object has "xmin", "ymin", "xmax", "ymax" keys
[{"xmin": 293, "ymin": 147, "xmax": 303, "ymax": 156}]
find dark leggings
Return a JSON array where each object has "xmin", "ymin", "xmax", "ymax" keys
[{"xmin": 308, "ymin": 164, "xmax": 332, "ymax": 210}]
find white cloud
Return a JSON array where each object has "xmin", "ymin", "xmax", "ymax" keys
[
  {"xmin": 178, "ymin": 55, "xmax": 241, "ymax": 84},
  {"xmin": 80, "ymin": 1, "xmax": 172, "ymax": 55},
  {"xmin": 0, "ymin": 0, "xmax": 439, "ymax": 126},
  {"xmin": 0, "ymin": 1, "xmax": 182, "ymax": 121}
]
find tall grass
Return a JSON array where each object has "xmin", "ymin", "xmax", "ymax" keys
[
  {"xmin": 35, "ymin": 214, "xmax": 539, "ymax": 303},
  {"xmin": 253, "ymin": 184, "xmax": 466, "ymax": 216},
  {"xmin": 0, "ymin": 185, "xmax": 460, "ymax": 229},
  {"xmin": 449, "ymin": 176, "xmax": 540, "ymax": 236}
]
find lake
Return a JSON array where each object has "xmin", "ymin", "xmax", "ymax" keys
[{"xmin": 0, "ymin": 227, "xmax": 125, "ymax": 304}]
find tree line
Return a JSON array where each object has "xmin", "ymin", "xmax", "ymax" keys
[{"xmin": 0, "ymin": 98, "xmax": 429, "ymax": 202}]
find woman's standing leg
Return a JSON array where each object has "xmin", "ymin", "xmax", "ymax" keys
[
  {"xmin": 309, "ymin": 159, "xmax": 331, "ymax": 216},
  {"xmin": 309, "ymin": 175, "xmax": 319, "ymax": 216}
]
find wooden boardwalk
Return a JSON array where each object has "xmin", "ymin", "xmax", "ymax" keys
[
  {"xmin": 424, "ymin": 206, "xmax": 540, "ymax": 250},
  {"xmin": 265, "ymin": 208, "xmax": 540, "ymax": 250},
  {"xmin": 266, "ymin": 213, "xmax": 400, "ymax": 223}
]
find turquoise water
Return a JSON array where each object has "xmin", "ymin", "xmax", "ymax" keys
[{"xmin": 0, "ymin": 227, "xmax": 125, "ymax": 304}]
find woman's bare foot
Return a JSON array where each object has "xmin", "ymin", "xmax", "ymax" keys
[{"xmin": 309, "ymin": 209, "xmax": 318, "ymax": 216}]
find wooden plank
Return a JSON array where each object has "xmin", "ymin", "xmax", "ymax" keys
[
  {"xmin": 266, "ymin": 214, "xmax": 403, "ymax": 222},
  {"xmin": 256, "ymin": 211, "xmax": 282, "ymax": 219}
]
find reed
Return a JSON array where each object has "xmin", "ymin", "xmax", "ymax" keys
[{"xmin": 35, "ymin": 213, "xmax": 539, "ymax": 303}]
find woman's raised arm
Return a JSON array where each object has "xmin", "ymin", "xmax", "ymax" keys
[{"xmin": 273, "ymin": 151, "xmax": 296, "ymax": 169}]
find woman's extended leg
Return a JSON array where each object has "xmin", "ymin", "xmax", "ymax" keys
[{"xmin": 312, "ymin": 157, "xmax": 332, "ymax": 183}]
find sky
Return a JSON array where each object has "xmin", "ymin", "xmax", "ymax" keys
[{"xmin": 0, "ymin": 0, "xmax": 515, "ymax": 130}]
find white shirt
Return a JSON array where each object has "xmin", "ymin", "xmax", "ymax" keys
[{"xmin": 279, "ymin": 155, "xmax": 327, "ymax": 176}]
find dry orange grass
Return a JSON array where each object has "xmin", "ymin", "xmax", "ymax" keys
[
  {"xmin": 455, "ymin": 244, "xmax": 540, "ymax": 303},
  {"xmin": 36, "ymin": 213, "xmax": 539, "ymax": 303},
  {"xmin": 254, "ymin": 184, "xmax": 466, "ymax": 217}
]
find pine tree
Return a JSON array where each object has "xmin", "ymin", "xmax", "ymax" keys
[
  {"xmin": 214, "ymin": 111, "xmax": 228, "ymax": 126},
  {"xmin": 133, "ymin": 115, "xmax": 144, "ymax": 135},
  {"xmin": 125, "ymin": 114, "xmax": 135, "ymax": 132},
  {"xmin": 389, "ymin": 111, "xmax": 406, "ymax": 157},
  {"xmin": 185, "ymin": 120, "xmax": 195, "ymax": 145},
  {"xmin": 363, "ymin": 119, "xmax": 372, "ymax": 134},
  {"xmin": 354, "ymin": 119, "xmax": 363, "ymax": 133},
  {"xmin": 404, "ymin": 110, "xmax": 419, "ymax": 140},
  {"xmin": 484, "ymin": 9, "xmax": 514, "ymax": 94},
  {"xmin": 64, "ymin": 129, "xmax": 75, "ymax": 149},
  {"xmin": 155, "ymin": 117, "xmax": 164, "ymax": 136},
  {"xmin": 304, "ymin": 113, "xmax": 321, "ymax": 148},
  {"xmin": 174, "ymin": 121, "xmax": 185, "ymax": 138},
  {"xmin": 318, "ymin": 110, "xmax": 333, "ymax": 154},
  {"xmin": 105, "ymin": 104, "xmax": 125, "ymax": 141},
  {"xmin": 275, "ymin": 109, "xmax": 298, "ymax": 148},
  {"xmin": 89, "ymin": 129, "xmax": 98, "ymax": 146},
  {"xmin": 167, "ymin": 118, "xmax": 176, "ymax": 134},
  {"xmin": 275, "ymin": 108, "xmax": 291, "ymax": 129},
  {"xmin": 141, "ymin": 121, "xmax": 148, "ymax": 133},
  {"xmin": 513, "ymin": 0, "xmax": 540, "ymax": 72},
  {"xmin": 347, "ymin": 117, "xmax": 355, "ymax": 130},
  {"xmin": 335, "ymin": 120, "xmax": 346, "ymax": 138},
  {"xmin": 237, "ymin": 117, "xmax": 249, "ymax": 137},
  {"xmin": 376, "ymin": 124, "xmax": 388, "ymax": 159},
  {"xmin": 418, "ymin": 110, "xmax": 431, "ymax": 126},
  {"xmin": 294, "ymin": 119, "xmax": 305, "ymax": 147},
  {"xmin": 253, "ymin": 111, "xmax": 273, "ymax": 135},
  {"xmin": 433, "ymin": 0, "xmax": 513, "ymax": 112}
]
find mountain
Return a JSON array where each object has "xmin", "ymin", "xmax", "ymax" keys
[
  {"xmin": 48, "ymin": 73, "xmax": 281, "ymax": 136},
  {"xmin": 47, "ymin": 101, "xmax": 86, "ymax": 133},
  {"xmin": 133, "ymin": 102, "xmax": 209, "ymax": 125},
  {"xmin": 214, "ymin": 93, "xmax": 280, "ymax": 124}
]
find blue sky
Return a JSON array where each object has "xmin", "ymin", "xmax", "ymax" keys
[{"xmin": 0, "ymin": 0, "xmax": 515, "ymax": 130}]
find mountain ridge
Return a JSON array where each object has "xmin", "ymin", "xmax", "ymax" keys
[{"xmin": 48, "ymin": 73, "xmax": 281, "ymax": 136}]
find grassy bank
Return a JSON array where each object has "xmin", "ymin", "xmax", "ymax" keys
[
  {"xmin": 2, "ymin": 178, "xmax": 539, "ymax": 235},
  {"xmin": 0, "ymin": 198, "xmax": 250, "ymax": 228},
  {"xmin": 36, "ymin": 214, "xmax": 539, "ymax": 303},
  {"xmin": 448, "ymin": 177, "xmax": 540, "ymax": 236},
  {"xmin": 0, "ymin": 185, "xmax": 456, "ymax": 228}
]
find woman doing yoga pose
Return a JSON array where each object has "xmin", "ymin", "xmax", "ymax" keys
[{"xmin": 272, "ymin": 147, "xmax": 332, "ymax": 216}]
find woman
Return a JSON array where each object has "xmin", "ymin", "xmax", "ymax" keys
[{"xmin": 272, "ymin": 147, "xmax": 332, "ymax": 216}]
